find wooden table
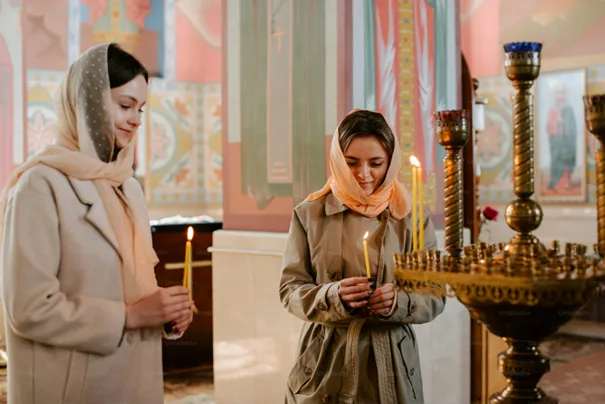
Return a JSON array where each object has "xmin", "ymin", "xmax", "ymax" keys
[{"xmin": 151, "ymin": 221, "xmax": 222, "ymax": 373}]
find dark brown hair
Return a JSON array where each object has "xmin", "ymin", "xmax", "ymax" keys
[
  {"xmin": 107, "ymin": 43, "xmax": 149, "ymax": 89},
  {"xmin": 337, "ymin": 110, "xmax": 395, "ymax": 158}
]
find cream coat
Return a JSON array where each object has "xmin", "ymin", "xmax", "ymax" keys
[
  {"xmin": 1, "ymin": 165, "xmax": 164, "ymax": 404},
  {"xmin": 280, "ymin": 193, "xmax": 445, "ymax": 403}
]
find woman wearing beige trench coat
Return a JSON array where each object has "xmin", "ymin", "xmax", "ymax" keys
[
  {"xmin": 280, "ymin": 110, "xmax": 445, "ymax": 404},
  {"xmin": 0, "ymin": 44, "xmax": 194, "ymax": 403}
]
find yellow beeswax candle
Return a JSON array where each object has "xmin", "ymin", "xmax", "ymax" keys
[
  {"xmin": 363, "ymin": 231, "xmax": 371, "ymax": 278},
  {"xmin": 418, "ymin": 165, "xmax": 424, "ymax": 250},
  {"xmin": 187, "ymin": 240, "xmax": 193, "ymax": 299},
  {"xmin": 410, "ymin": 156, "xmax": 419, "ymax": 251},
  {"xmin": 183, "ymin": 227, "xmax": 193, "ymax": 289}
]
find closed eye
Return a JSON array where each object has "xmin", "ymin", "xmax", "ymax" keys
[{"xmin": 346, "ymin": 161, "xmax": 383, "ymax": 167}]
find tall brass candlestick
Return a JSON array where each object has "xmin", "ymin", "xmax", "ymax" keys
[
  {"xmin": 435, "ymin": 110, "xmax": 469, "ymax": 261},
  {"xmin": 584, "ymin": 95, "xmax": 605, "ymax": 257},
  {"xmin": 503, "ymin": 42, "xmax": 544, "ymax": 257},
  {"xmin": 393, "ymin": 41, "xmax": 605, "ymax": 404}
]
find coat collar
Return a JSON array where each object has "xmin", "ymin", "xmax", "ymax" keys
[
  {"xmin": 325, "ymin": 193, "xmax": 349, "ymax": 216},
  {"xmin": 324, "ymin": 192, "xmax": 393, "ymax": 220},
  {"xmin": 67, "ymin": 177, "xmax": 121, "ymax": 259}
]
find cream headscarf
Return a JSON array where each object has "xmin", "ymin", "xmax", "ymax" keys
[
  {"xmin": 0, "ymin": 43, "xmax": 158, "ymax": 305},
  {"xmin": 307, "ymin": 110, "xmax": 412, "ymax": 219}
]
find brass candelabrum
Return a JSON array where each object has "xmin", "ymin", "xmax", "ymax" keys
[{"xmin": 393, "ymin": 42, "xmax": 605, "ymax": 404}]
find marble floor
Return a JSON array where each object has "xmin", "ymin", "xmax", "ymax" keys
[
  {"xmin": 0, "ymin": 368, "xmax": 216, "ymax": 404},
  {"xmin": 166, "ymin": 333, "xmax": 605, "ymax": 404},
  {"xmin": 0, "ymin": 333, "xmax": 603, "ymax": 403},
  {"xmin": 539, "ymin": 333, "xmax": 605, "ymax": 403},
  {"xmin": 164, "ymin": 369, "xmax": 215, "ymax": 404}
]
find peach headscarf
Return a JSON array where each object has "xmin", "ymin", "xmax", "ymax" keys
[
  {"xmin": 0, "ymin": 43, "xmax": 158, "ymax": 305},
  {"xmin": 307, "ymin": 110, "xmax": 412, "ymax": 219}
]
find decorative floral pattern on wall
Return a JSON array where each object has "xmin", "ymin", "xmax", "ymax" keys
[
  {"xmin": 145, "ymin": 80, "xmax": 222, "ymax": 210},
  {"xmin": 476, "ymin": 76, "xmax": 515, "ymax": 204},
  {"xmin": 26, "ymin": 70, "xmax": 62, "ymax": 156}
]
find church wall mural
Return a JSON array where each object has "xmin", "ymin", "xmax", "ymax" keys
[
  {"xmin": 478, "ymin": 66, "xmax": 605, "ymax": 205},
  {"xmin": 22, "ymin": 0, "xmax": 69, "ymax": 71},
  {"xmin": 80, "ymin": 0, "xmax": 165, "ymax": 76},
  {"xmin": 145, "ymin": 80, "xmax": 222, "ymax": 209},
  {"xmin": 1, "ymin": 0, "xmax": 223, "ymax": 214},
  {"xmin": 174, "ymin": 0, "xmax": 221, "ymax": 83},
  {"xmin": 463, "ymin": 0, "xmax": 605, "ymax": 205},
  {"xmin": 143, "ymin": 0, "xmax": 223, "ymax": 212},
  {"xmin": 0, "ymin": 0, "xmax": 25, "ymax": 191},
  {"xmin": 223, "ymin": 0, "xmax": 458, "ymax": 232},
  {"xmin": 535, "ymin": 69, "xmax": 587, "ymax": 203},
  {"xmin": 222, "ymin": 0, "xmax": 345, "ymax": 232},
  {"xmin": 372, "ymin": 0, "xmax": 454, "ymax": 230},
  {"xmin": 473, "ymin": 75, "xmax": 515, "ymax": 205}
]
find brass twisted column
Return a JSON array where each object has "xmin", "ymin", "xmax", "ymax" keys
[
  {"xmin": 584, "ymin": 95, "xmax": 605, "ymax": 257},
  {"xmin": 510, "ymin": 76, "xmax": 535, "ymax": 197},
  {"xmin": 503, "ymin": 43, "xmax": 544, "ymax": 256},
  {"xmin": 435, "ymin": 110, "xmax": 469, "ymax": 261}
]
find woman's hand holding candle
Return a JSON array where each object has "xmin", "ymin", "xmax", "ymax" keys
[
  {"xmin": 127, "ymin": 286, "xmax": 193, "ymax": 330},
  {"xmin": 368, "ymin": 283, "xmax": 396, "ymax": 315},
  {"xmin": 338, "ymin": 277, "xmax": 373, "ymax": 310}
]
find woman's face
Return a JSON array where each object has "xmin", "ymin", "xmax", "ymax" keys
[
  {"xmin": 110, "ymin": 75, "xmax": 148, "ymax": 149},
  {"xmin": 344, "ymin": 136, "xmax": 389, "ymax": 195}
]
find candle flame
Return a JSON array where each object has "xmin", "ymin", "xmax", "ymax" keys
[
  {"xmin": 364, "ymin": 231, "xmax": 369, "ymax": 240},
  {"xmin": 187, "ymin": 226, "xmax": 194, "ymax": 241},
  {"xmin": 409, "ymin": 155, "xmax": 420, "ymax": 167}
]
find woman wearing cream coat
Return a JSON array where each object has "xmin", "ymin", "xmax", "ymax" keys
[
  {"xmin": 280, "ymin": 110, "xmax": 445, "ymax": 403},
  {"xmin": 0, "ymin": 44, "xmax": 193, "ymax": 403}
]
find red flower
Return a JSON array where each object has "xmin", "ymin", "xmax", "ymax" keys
[{"xmin": 482, "ymin": 206, "xmax": 499, "ymax": 221}]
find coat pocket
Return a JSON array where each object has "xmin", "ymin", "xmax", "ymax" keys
[
  {"xmin": 32, "ymin": 344, "xmax": 88, "ymax": 404},
  {"xmin": 62, "ymin": 351, "xmax": 89, "ymax": 403},
  {"xmin": 287, "ymin": 333, "xmax": 324, "ymax": 395}
]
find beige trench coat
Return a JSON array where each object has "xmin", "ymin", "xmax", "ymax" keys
[
  {"xmin": 279, "ymin": 193, "xmax": 445, "ymax": 404},
  {"xmin": 1, "ymin": 165, "xmax": 164, "ymax": 404}
]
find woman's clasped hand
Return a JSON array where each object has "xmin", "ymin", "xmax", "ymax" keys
[
  {"xmin": 126, "ymin": 286, "xmax": 194, "ymax": 332},
  {"xmin": 367, "ymin": 283, "xmax": 396, "ymax": 315},
  {"xmin": 338, "ymin": 277, "xmax": 373, "ymax": 309},
  {"xmin": 338, "ymin": 277, "xmax": 395, "ymax": 315}
]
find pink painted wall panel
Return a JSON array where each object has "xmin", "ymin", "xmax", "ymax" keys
[
  {"xmin": 175, "ymin": 0, "xmax": 222, "ymax": 83},
  {"xmin": 22, "ymin": 0, "xmax": 69, "ymax": 70}
]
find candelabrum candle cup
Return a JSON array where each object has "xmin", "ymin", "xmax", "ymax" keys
[{"xmin": 435, "ymin": 109, "xmax": 469, "ymax": 261}]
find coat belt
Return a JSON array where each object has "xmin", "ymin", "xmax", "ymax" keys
[{"xmin": 330, "ymin": 317, "xmax": 398, "ymax": 404}]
